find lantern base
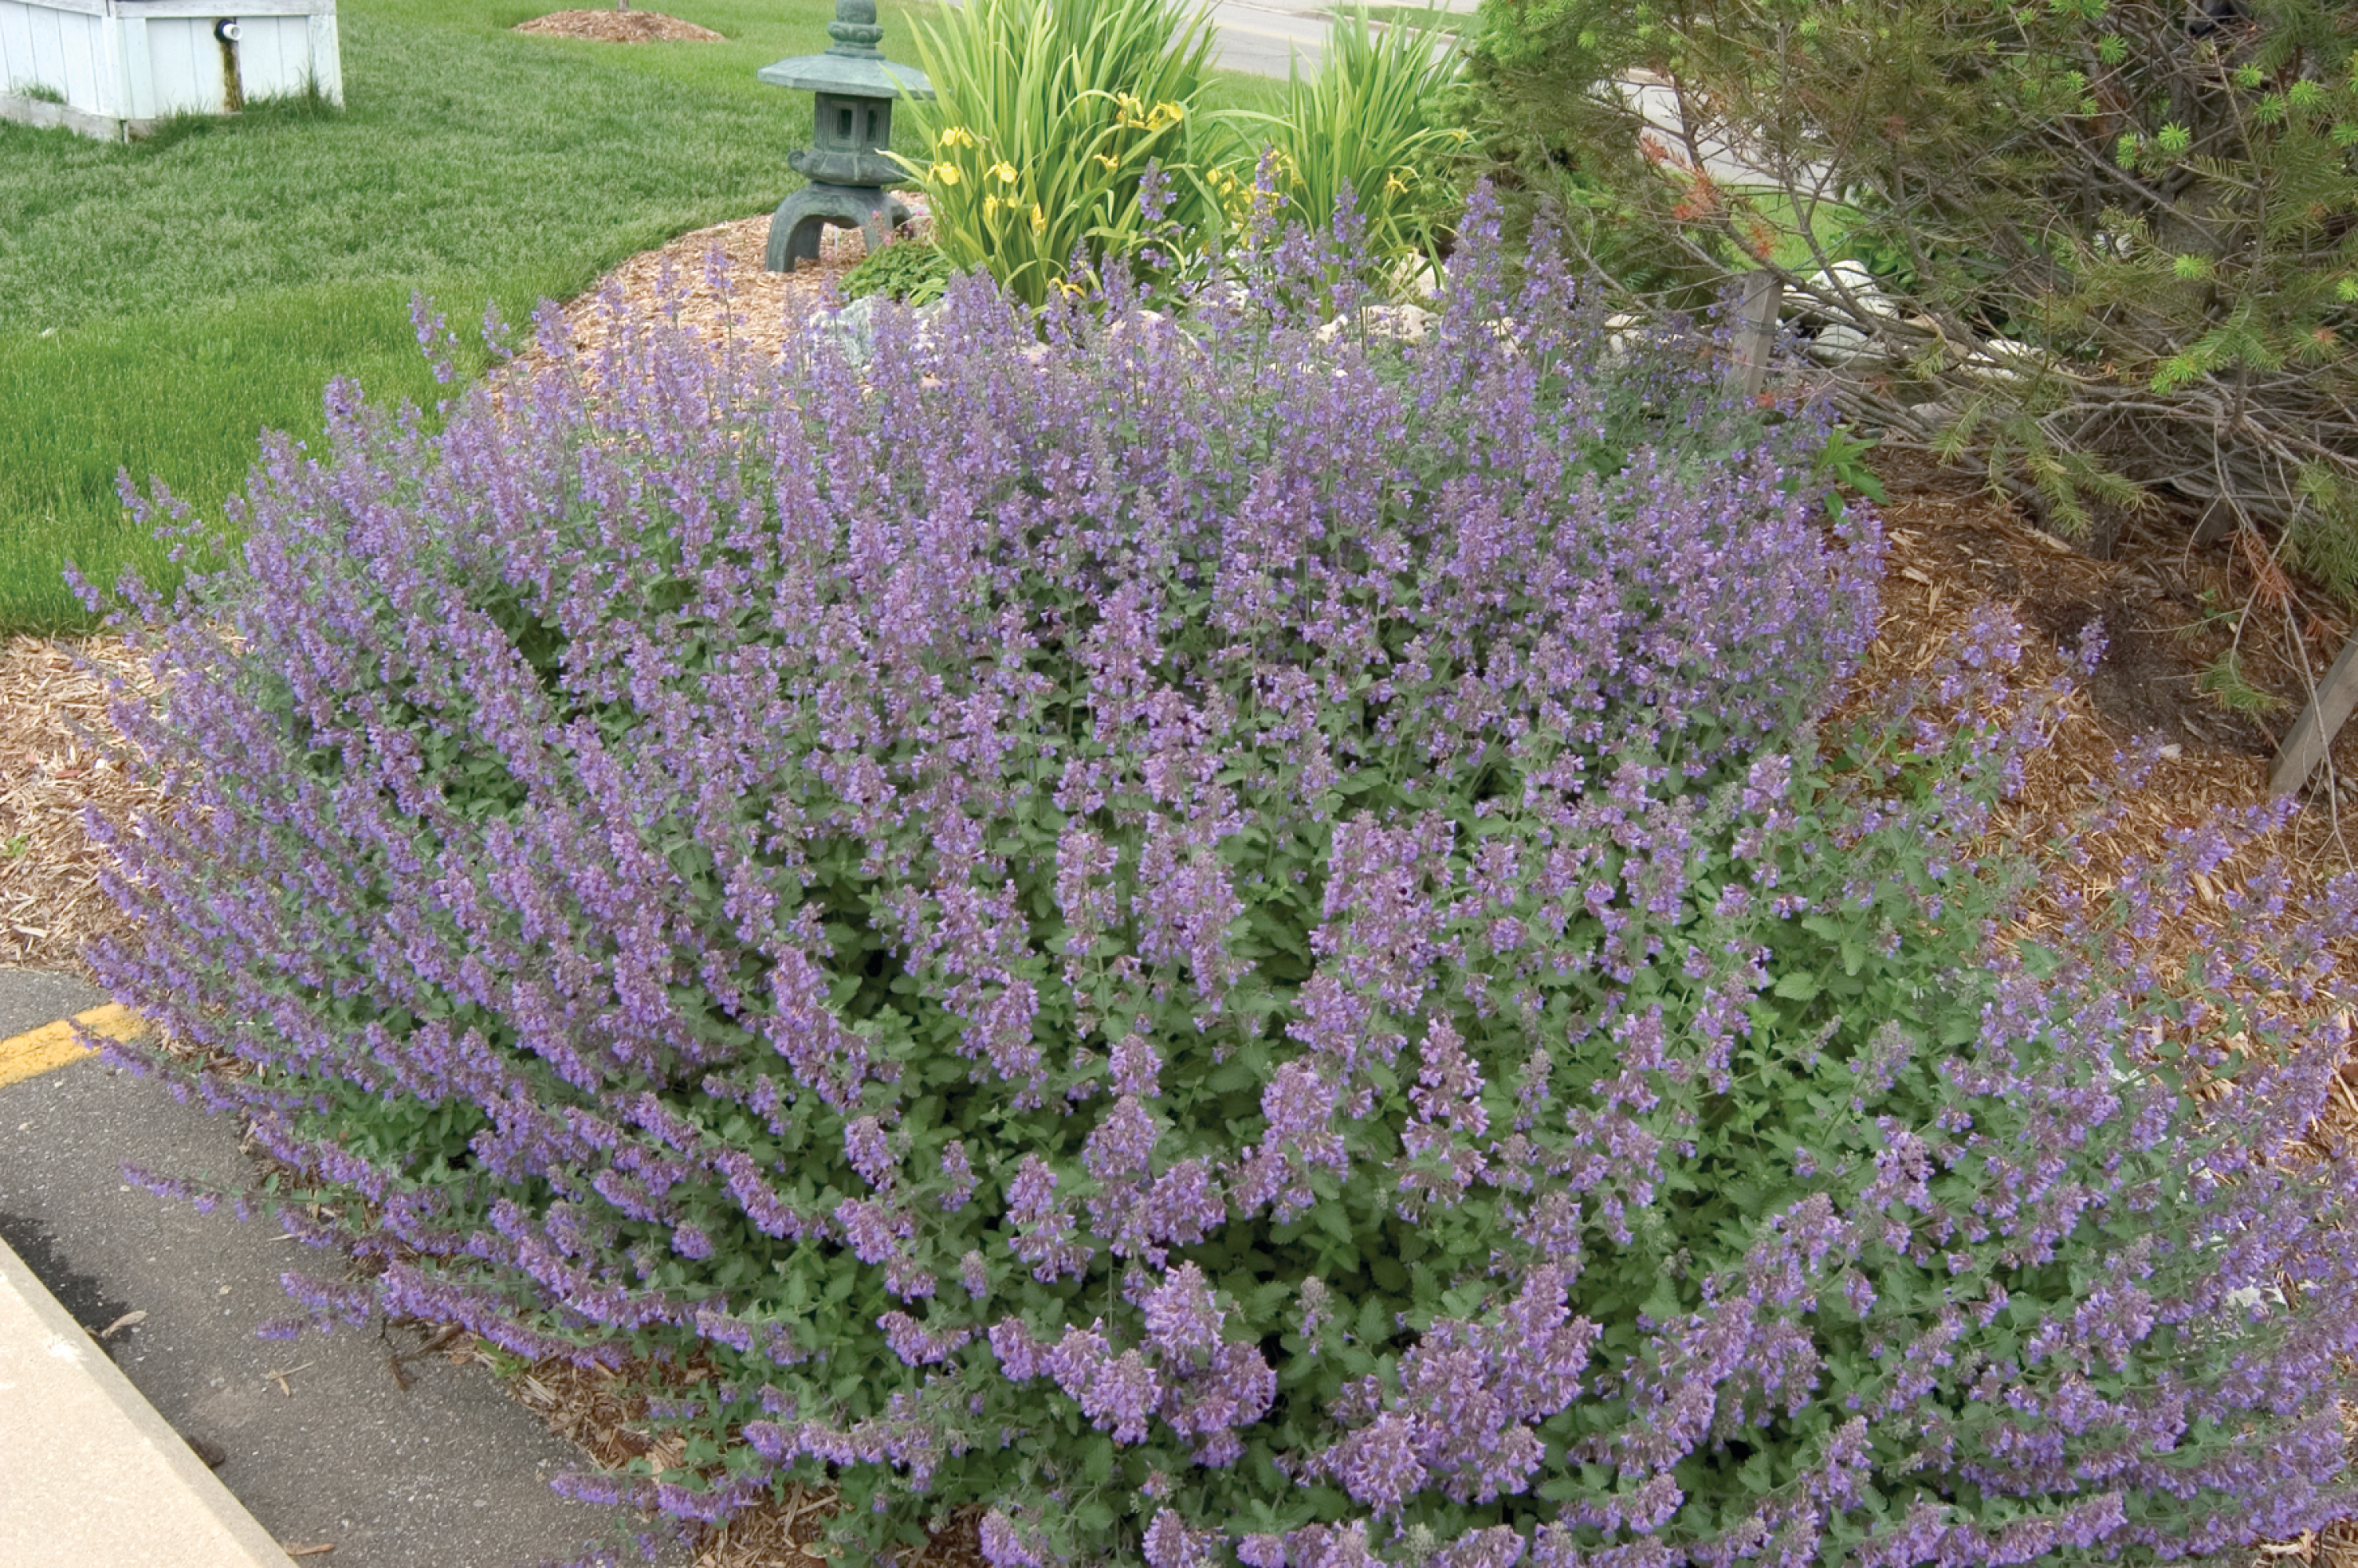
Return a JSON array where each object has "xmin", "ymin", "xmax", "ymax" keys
[{"xmin": 766, "ymin": 182, "xmax": 914, "ymax": 274}]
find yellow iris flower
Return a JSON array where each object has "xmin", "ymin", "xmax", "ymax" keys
[
  {"xmin": 991, "ymin": 161, "xmax": 1019, "ymax": 185},
  {"xmin": 1030, "ymin": 203, "xmax": 1045, "ymax": 235},
  {"xmin": 934, "ymin": 163, "xmax": 962, "ymax": 186}
]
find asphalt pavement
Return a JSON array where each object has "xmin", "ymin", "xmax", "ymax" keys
[
  {"xmin": 1207, "ymin": 0, "xmax": 1335, "ymax": 76},
  {"xmin": 0, "ymin": 964, "xmax": 680, "ymax": 1568}
]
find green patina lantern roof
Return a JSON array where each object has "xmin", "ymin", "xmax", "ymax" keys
[{"xmin": 756, "ymin": 0, "xmax": 935, "ymax": 101}]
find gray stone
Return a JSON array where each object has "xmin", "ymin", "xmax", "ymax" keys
[
  {"xmin": 1798, "ymin": 260, "xmax": 1898, "ymax": 325},
  {"xmin": 805, "ymin": 293, "xmax": 883, "ymax": 367},
  {"xmin": 1806, "ymin": 320, "xmax": 1878, "ymax": 365},
  {"xmin": 1313, "ymin": 303, "xmax": 1436, "ymax": 346}
]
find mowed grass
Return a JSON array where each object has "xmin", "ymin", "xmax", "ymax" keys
[
  {"xmin": 0, "ymin": 0, "xmax": 1281, "ymax": 632},
  {"xmin": 0, "ymin": 0, "xmax": 854, "ymax": 629}
]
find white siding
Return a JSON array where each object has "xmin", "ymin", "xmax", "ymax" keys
[
  {"xmin": 304, "ymin": 9, "xmax": 336, "ymax": 103},
  {"xmin": 231, "ymin": 9, "xmax": 277, "ymax": 94},
  {"xmin": 2, "ymin": 0, "xmax": 340, "ymax": 128},
  {"xmin": 0, "ymin": 3, "xmax": 39, "ymax": 99},
  {"xmin": 23, "ymin": 2, "xmax": 76, "ymax": 101},
  {"xmin": 61, "ymin": 6, "xmax": 100, "ymax": 105},
  {"xmin": 144, "ymin": 14, "xmax": 219, "ymax": 115},
  {"xmin": 112, "ymin": 11, "xmax": 152, "ymax": 117},
  {"xmin": 235, "ymin": 13, "xmax": 312, "ymax": 100}
]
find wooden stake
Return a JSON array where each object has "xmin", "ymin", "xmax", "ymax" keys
[
  {"xmin": 1730, "ymin": 272, "xmax": 1780, "ymax": 401},
  {"xmin": 2269, "ymin": 627, "xmax": 2358, "ymax": 795}
]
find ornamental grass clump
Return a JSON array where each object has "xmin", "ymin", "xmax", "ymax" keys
[
  {"xmin": 79, "ymin": 189, "xmax": 2358, "ymax": 1567},
  {"xmin": 1222, "ymin": 6, "xmax": 1470, "ymax": 288},
  {"xmin": 902, "ymin": 0, "xmax": 1224, "ymax": 306}
]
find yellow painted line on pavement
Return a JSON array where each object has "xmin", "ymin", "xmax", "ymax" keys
[{"xmin": 0, "ymin": 1004, "xmax": 146, "ymax": 1089}]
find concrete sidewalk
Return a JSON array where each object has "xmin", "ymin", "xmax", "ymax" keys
[
  {"xmin": 1, "ymin": 1228, "xmax": 296, "ymax": 1566},
  {"xmin": 0, "ymin": 965, "xmax": 678, "ymax": 1568}
]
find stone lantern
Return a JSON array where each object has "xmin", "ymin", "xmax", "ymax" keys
[{"xmin": 757, "ymin": 0, "xmax": 935, "ymax": 274}]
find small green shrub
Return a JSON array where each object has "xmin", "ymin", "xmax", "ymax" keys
[
  {"xmin": 845, "ymin": 235, "xmax": 954, "ymax": 304},
  {"xmin": 1465, "ymin": 0, "xmax": 2358, "ymax": 568}
]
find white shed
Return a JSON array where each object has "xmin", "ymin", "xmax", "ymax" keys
[{"xmin": 0, "ymin": 0, "xmax": 341, "ymax": 141}]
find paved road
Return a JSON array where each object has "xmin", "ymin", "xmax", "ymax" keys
[
  {"xmin": 1199, "ymin": 2, "xmax": 1809, "ymax": 194},
  {"xmin": 1207, "ymin": 0, "xmax": 1479, "ymax": 77},
  {"xmin": 0, "ymin": 965, "xmax": 680, "ymax": 1568},
  {"xmin": 1207, "ymin": 0, "xmax": 1335, "ymax": 77}
]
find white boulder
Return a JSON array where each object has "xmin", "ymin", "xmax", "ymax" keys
[
  {"xmin": 1955, "ymin": 336, "xmax": 2048, "ymax": 385},
  {"xmin": 1314, "ymin": 303, "xmax": 1436, "ymax": 346},
  {"xmin": 1800, "ymin": 260, "xmax": 1900, "ymax": 324}
]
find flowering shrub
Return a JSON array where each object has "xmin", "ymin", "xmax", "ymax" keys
[{"xmin": 84, "ymin": 192, "xmax": 2358, "ymax": 1568}]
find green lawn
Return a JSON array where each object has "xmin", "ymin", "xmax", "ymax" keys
[{"xmin": 0, "ymin": 0, "xmax": 1278, "ymax": 631}]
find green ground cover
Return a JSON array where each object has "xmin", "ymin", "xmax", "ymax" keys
[{"xmin": 0, "ymin": 0, "xmax": 1280, "ymax": 631}]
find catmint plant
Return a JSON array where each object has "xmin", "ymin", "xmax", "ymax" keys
[{"xmin": 79, "ymin": 186, "xmax": 2358, "ymax": 1568}]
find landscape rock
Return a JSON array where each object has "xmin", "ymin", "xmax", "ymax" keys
[
  {"xmin": 1807, "ymin": 320, "xmax": 1879, "ymax": 365},
  {"xmin": 1954, "ymin": 335, "xmax": 2048, "ymax": 384},
  {"xmin": 1602, "ymin": 310, "xmax": 1647, "ymax": 367},
  {"xmin": 1798, "ymin": 260, "xmax": 1898, "ymax": 325},
  {"xmin": 805, "ymin": 293, "xmax": 883, "ymax": 367},
  {"xmin": 1314, "ymin": 303, "xmax": 1436, "ymax": 346}
]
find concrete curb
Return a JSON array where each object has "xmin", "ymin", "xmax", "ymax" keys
[
  {"xmin": 0, "ymin": 88, "xmax": 158, "ymax": 142},
  {"xmin": 0, "ymin": 1232, "xmax": 296, "ymax": 1568}
]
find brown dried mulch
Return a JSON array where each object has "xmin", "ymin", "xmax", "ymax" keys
[
  {"xmin": 512, "ymin": 9, "xmax": 725, "ymax": 44},
  {"xmin": 459, "ymin": 1340, "xmax": 855, "ymax": 1567},
  {"xmin": 1862, "ymin": 452, "xmax": 2358, "ymax": 937},
  {"xmin": 0, "ymin": 633, "xmax": 156, "ymax": 976},
  {"xmin": 498, "ymin": 199, "xmax": 934, "ymax": 395}
]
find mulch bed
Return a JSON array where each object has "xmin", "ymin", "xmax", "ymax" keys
[
  {"xmin": 503, "ymin": 203, "xmax": 926, "ymax": 384},
  {"xmin": 0, "ymin": 634, "xmax": 156, "ymax": 975},
  {"xmin": 512, "ymin": 9, "xmax": 725, "ymax": 44}
]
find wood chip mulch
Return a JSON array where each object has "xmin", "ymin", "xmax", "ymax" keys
[
  {"xmin": 1859, "ymin": 451, "xmax": 2358, "ymax": 999},
  {"xmin": 497, "ymin": 199, "xmax": 933, "ymax": 398},
  {"xmin": 512, "ymin": 9, "xmax": 726, "ymax": 44},
  {"xmin": 0, "ymin": 633, "xmax": 156, "ymax": 976}
]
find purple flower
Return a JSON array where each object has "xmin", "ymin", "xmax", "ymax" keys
[
  {"xmin": 1144, "ymin": 1509, "xmax": 1216, "ymax": 1568},
  {"xmin": 846, "ymin": 1115, "xmax": 897, "ymax": 1189},
  {"xmin": 1139, "ymin": 1261, "xmax": 1223, "ymax": 1364},
  {"xmin": 877, "ymin": 1309, "xmax": 971, "ymax": 1367}
]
